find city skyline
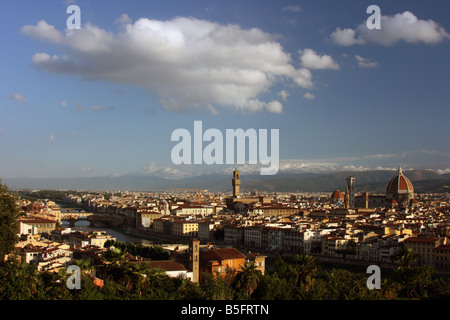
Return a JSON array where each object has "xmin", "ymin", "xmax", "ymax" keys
[{"xmin": 1, "ymin": 0, "xmax": 449, "ymax": 180}]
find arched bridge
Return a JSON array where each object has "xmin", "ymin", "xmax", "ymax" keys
[{"xmin": 60, "ymin": 211, "xmax": 111, "ymax": 227}]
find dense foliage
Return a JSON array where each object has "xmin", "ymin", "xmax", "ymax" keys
[
  {"xmin": 103, "ymin": 240, "xmax": 170, "ymax": 260},
  {"xmin": 0, "ymin": 251, "xmax": 448, "ymax": 300},
  {"xmin": 0, "ymin": 180, "xmax": 19, "ymax": 260}
]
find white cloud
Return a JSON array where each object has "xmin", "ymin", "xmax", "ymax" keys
[
  {"xmin": 282, "ymin": 5, "xmax": 301, "ymax": 13},
  {"xmin": 265, "ymin": 100, "xmax": 283, "ymax": 114},
  {"xmin": 22, "ymin": 17, "xmax": 316, "ymax": 114},
  {"xmin": 73, "ymin": 102, "xmax": 84, "ymax": 111},
  {"xmin": 303, "ymin": 92, "xmax": 315, "ymax": 100},
  {"xmin": 9, "ymin": 93, "xmax": 28, "ymax": 103},
  {"xmin": 44, "ymin": 133, "xmax": 56, "ymax": 142},
  {"xmin": 142, "ymin": 162, "xmax": 196, "ymax": 179},
  {"xmin": 22, "ymin": 20, "xmax": 63, "ymax": 43},
  {"xmin": 364, "ymin": 153, "xmax": 397, "ymax": 159},
  {"xmin": 31, "ymin": 53, "xmax": 60, "ymax": 65},
  {"xmin": 0, "ymin": 129, "xmax": 4, "ymax": 134},
  {"xmin": 299, "ymin": 48, "xmax": 339, "ymax": 70},
  {"xmin": 81, "ymin": 166, "xmax": 91, "ymax": 173},
  {"xmin": 90, "ymin": 105, "xmax": 104, "ymax": 111},
  {"xmin": 115, "ymin": 13, "xmax": 132, "ymax": 25},
  {"xmin": 278, "ymin": 90, "xmax": 290, "ymax": 102},
  {"xmin": 331, "ymin": 11, "xmax": 450, "ymax": 46},
  {"xmin": 355, "ymin": 55, "xmax": 378, "ymax": 68},
  {"xmin": 330, "ymin": 28, "xmax": 364, "ymax": 46},
  {"xmin": 60, "ymin": 100, "xmax": 68, "ymax": 106}
]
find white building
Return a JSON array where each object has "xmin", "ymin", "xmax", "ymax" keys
[
  {"xmin": 244, "ymin": 226, "xmax": 263, "ymax": 248},
  {"xmin": 174, "ymin": 205, "xmax": 214, "ymax": 217}
]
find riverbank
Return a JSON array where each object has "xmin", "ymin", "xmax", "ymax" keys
[{"xmin": 107, "ymin": 225, "xmax": 173, "ymax": 245}]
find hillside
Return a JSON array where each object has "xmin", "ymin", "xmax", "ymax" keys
[{"xmin": 3, "ymin": 169, "xmax": 449, "ymax": 193}]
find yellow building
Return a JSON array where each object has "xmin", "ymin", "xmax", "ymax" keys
[
  {"xmin": 172, "ymin": 221, "xmax": 199, "ymax": 237},
  {"xmin": 259, "ymin": 205, "xmax": 299, "ymax": 217},
  {"xmin": 137, "ymin": 211, "xmax": 162, "ymax": 228},
  {"xmin": 19, "ymin": 218, "xmax": 56, "ymax": 235},
  {"xmin": 403, "ymin": 237, "xmax": 441, "ymax": 266}
]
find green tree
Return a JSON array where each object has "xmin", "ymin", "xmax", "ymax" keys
[
  {"xmin": 273, "ymin": 255, "xmax": 288, "ymax": 278},
  {"xmin": 394, "ymin": 247, "xmax": 436, "ymax": 299},
  {"xmin": 201, "ymin": 273, "xmax": 235, "ymax": 300},
  {"xmin": 0, "ymin": 180, "xmax": 19, "ymax": 259},
  {"xmin": 397, "ymin": 247, "xmax": 420, "ymax": 270},
  {"xmin": 234, "ymin": 262, "xmax": 262, "ymax": 299},
  {"xmin": 253, "ymin": 272, "xmax": 295, "ymax": 300},
  {"xmin": 323, "ymin": 269, "xmax": 374, "ymax": 300},
  {"xmin": 0, "ymin": 259, "xmax": 42, "ymax": 299},
  {"xmin": 287, "ymin": 254, "xmax": 318, "ymax": 290}
]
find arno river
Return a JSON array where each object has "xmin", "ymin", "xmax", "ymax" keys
[
  {"xmin": 60, "ymin": 220, "xmax": 156, "ymax": 246},
  {"xmin": 57, "ymin": 202, "xmax": 156, "ymax": 246}
]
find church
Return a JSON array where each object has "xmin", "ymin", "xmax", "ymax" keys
[{"xmin": 332, "ymin": 166, "xmax": 417, "ymax": 210}]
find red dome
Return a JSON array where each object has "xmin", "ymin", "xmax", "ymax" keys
[
  {"xmin": 330, "ymin": 190, "xmax": 344, "ymax": 200},
  {"xmin": 386, "ymin": 167, "xmax": 414, "ymax": 194}
]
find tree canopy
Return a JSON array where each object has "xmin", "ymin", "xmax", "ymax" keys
[{"xmin": 0, "ymin": 180, "xmax": 19, "ymax": 260}]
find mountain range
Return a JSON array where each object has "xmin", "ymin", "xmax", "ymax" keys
[{"xmin": 3, "ymin": 169, "xmax": 450, "ymax": 194}]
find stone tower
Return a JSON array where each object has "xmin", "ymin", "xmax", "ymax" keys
[
  {"xmin": 189, "ymin": 238, "xmax": 200, "ymax": 283},
  {"xmin": 345, "ymin": 176, "xmax": 356, "ymax": 208},
  {"xmin": 232, "ymin": 169, "xmax": 241, "ymax": 198}
]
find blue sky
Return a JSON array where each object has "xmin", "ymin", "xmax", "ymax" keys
[{"xmin": 0, "ymin": 0, "xmax": 449, "ymax": 179}]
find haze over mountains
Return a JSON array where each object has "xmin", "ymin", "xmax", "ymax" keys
[{"xmin": 3, "ymin": 169, "xmax": 450, "ymax": 194}]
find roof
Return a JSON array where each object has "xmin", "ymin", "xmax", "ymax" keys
[
  {"xmin": 146, "ymin": 260, "xmax": 187, "ymax": 272},
  {"xmin": 19, "ymin": 218, "xmax": 56, "ymax": 224},
  {"xmin": 202, "ymin": 248, "xmax": 246, "ymax": 262},
  {"xmin": 330, "ymin": 190, "xmax": 344, "ymax": 199},
  {"xmin": 386, "ymin": 166, "xmax": 414, "ymax": 194},
  {"xmin": 404, "ymin": 237, "xmax": 439, "ymax": 244}
]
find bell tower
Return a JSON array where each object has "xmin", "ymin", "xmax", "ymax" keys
[
  {"xmin": 345, "ymin": 176, "xmax": 356, "ymax": 208},
  {"xmin": 189, "ymin": 238, "xmax": 200, "ymax": 283},
  {"xmin": 232, "ymin": 169, "xmax": 241, "ymax": 198}
]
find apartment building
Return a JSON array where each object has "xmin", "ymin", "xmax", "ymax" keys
[
  {"xmin": 197, "ymin": 221, "xmax": 217, "ymax": 241},
  {"xmin": 172, "ymin": 220, "xmax": 199, "ymax": 237},
  {"xmin": 174, "ymin": 204, "xmax": 214, "ymax": 217},
  {"xmin": 137, "ymin": 211, "xmax": 163, "ymax": 228},
  {"xmin": 435, "ymin": 244, "xmax": 450, "ymax": 270},
  {"xmin": 244, "ymin": 226, "xmax": 263, "ymax": 248},
  {"xmin": 224, "ymin": 225, "xmax": 245, "ymax": 246},
  {"xmin": 19, "ymin": 218, "xmax": 56, "ymax": 235},
  {"xmin": 403, "ymin": 237, "xmax": 442, "ymax": 266}
]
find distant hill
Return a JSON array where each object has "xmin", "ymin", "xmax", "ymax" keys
[
  {"xmin": 242, "ymin": 169, "xmax": 450, "ymax": 193},
  {"xmin": 3, "ymin": 169, "xmax": 450, "ymax": 193}
]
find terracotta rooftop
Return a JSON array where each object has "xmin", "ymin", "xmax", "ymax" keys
[
  {"xmin": 146, "ymin": 260, "xmax": 187, "ymax": 272},
  {"xmin": 202, "ymin": 248, "xmax": 246, "ymax": 261}
]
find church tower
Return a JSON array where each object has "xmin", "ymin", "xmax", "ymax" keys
[
  {"xmin": 232, "ymin": 169, "xmax": 241, "ymax": 198},
  {"xmin": 345, "ymin": 176, "xmax": 355, "ymax": 208},
  {"xmin": 189, "ymin": 238, "xmax": 200, "ymax": 283}
]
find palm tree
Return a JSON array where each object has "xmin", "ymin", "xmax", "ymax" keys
[
  {"xmin": 234, "ymin": 262, "xmax": 261, "ymax": 299},
  {"xmin": 287, "ymin": 254, "xmax": 318, "ymax": 290},
  {"xmin": 397, "ymin": 247, "xmax": 420, "ymax": 270}
]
